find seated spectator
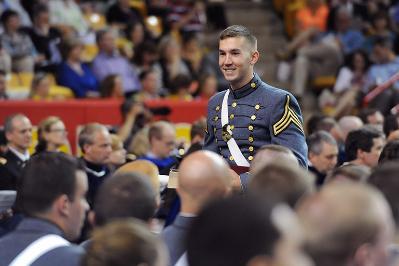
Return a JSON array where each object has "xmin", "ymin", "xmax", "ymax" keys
[
  {"xmin": 0, "ymin": 153, "xmax": 89, "ymax": 265},
  {"xmin": 82, "ymin": 219, "xmax": 167, "ymax": 266},
  {"xmin": 249, "ymin": 161, "xmax": 314, "ymax": 208},
  {"xmin": 105, "ymin": 134, "xmax": 127, "ymax": 172},
  {"xmin": 158, "ymin": 35, "xmax": 191, "ymax": 90},
  {"xmin": 196, "ymin": 73, "xmax": 217, "ymax": 100},
  {"xmin": 99, "ymin": 74, "xmax": 124, "ymax": 99},
  {"xmin": 2, "ymin": 0, "xmax": 32, "ymax": 27},
  {"xmin": 131, "ymin": 40, "xmax": 161, "ymax": 76},
  {"xmin": 0, "ymin": 10, "xmax": 36, "ymax": 72},
  {"xmin": 140, "ymin": 121, "xmax": 178, "ymax": 175},
  {"xmin": 106, "ymin": 0, "xmax": 143, "ymax": 30},
  {"xmin": 292, "ymin": 7, "xmax": 365, "ymax": 98},
  {"xmin": 364, "ymin": 11, "xmax": 395, "ymax": 53},
  {"xmin": 92, "ymin": 29, "xmax": 141, "ymax": 96},
  {"xmin": 363, "ymin": 37, "xmax": 399, "ymax": 112},
  {"xmin": 307, "ymin": 131, "xmax": 338, "ymax": 186},
  {"xmin": 48, "ymin": 0, "xmax": 89, "ymax": 37},
  {"xmin": 325, "ymin": 164, "xmax": 371, "ymax": 183},
  {"xmin": 378, "ymin": 140, "xmax": 399, "ymax": 163},
  {"xmin": 134, "ymin": 69, "xmax": 161, "ymax": 101},
  {"xmin": 162, "ymin": 150, "xmax": 232, "ymax": 265},
  {"xmin": 29, "ymin": 72, "xmax": 54, "ymax": 100},
  {"xmin": 297, "ymin": 182, "xmax": 394, "ymax": 266},
  {"xmin": 276, "ymin": 0, "xmax": 329, "ymax": 60},
  {"xmin": 57, "ymin": 37, "xmax": 99, "ymax": 98},
  {"xmin": 166, "ymin": 1, "xmax": 206, "ymax": 35},
  {"xmin": 35, "ymin": 116, "xmax": 68, "ymax": 154},
  {"xmin": 24, "ymin": 4, "xmax": 62, "ymax": 73},
  {"xmin": 181, "ymin": 33, "xmax": 204, "ymax": 79},
  {"xmin": 331, "ymin": 50, "xmax": 370, "ymax": 117},
  {"xmin": 345, "ymin": 125, "xmax": 385, "ymax": 168},
  {"xmin": 187, "ymin": 195, "xmax": 312, "ymax": 266},
  {"xmin": 166, "ymin": 74, "xmax": 193, "ymax": 101},
  {"xmin": 124, "ymin": 21, "xmax": 146, "ymax": 53},
  {"xmin": 0, "ymin": 70, "xmax": 8, "ymax": 99}
]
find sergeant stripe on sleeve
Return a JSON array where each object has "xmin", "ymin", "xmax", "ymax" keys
[{"xmin": 273, "ymin": 95, "xmax": 304, "ymax": 136}]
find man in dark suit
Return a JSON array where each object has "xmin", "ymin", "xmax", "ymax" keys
[
  {"xmin": 78, "ymin": 123, "xmax": 112, "ymax": 207},
  {"xmin": 0, "ymin": 114, "xmax": 32, "ymax": 190},
  {"xmin": 161, "ymin": 150, "xmax": 232, "ymax": 265},
  {"xmin": 0, "ymin": 152, "xmax": 89, "ymax": 266}
]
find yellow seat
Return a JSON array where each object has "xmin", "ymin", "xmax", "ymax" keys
[
  {"xmin": 82, "ymin": 44, "xmax": 98, "ymax": 62},
  {"xmin": 49, "ymin": 85, "xmax": 74, "ymax": 99},
  {"xmin": 312, "ymin": 76, "xmax": 336, "ymax": 90},
  {"xmin": 6, "ymin": 72, "xmax": 34, "ymax": 89}
]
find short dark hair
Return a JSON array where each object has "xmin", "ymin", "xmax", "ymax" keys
[
  {"xmin": 139, "ymin": 69, "xmax": 155, "ymax": 81},
  {"xmin": 33, "ymin": 3, "xmax": 49, "ymax": 18},
  {"xmin": 379, "ymin": 140, "xmax": 399, "ymax": 163},
  {"xmin": 190, "ymin": 118, "xmax": 206, "ymax": 140},
  {"xmin": 96, "ymin": 29, "xmax": 110, "ymax": 44},
  {"xmin": 18, "ymin": 152, "xmax": 85, "ymax": 215},
  {"xmin": 369, "ymin": 161, "xmax": 399, "ymax": 226},
  {"xmin": 93, "ymin": 172, "xmax": 157, "ymax": 226},
  {"xmin": 383, "ymin": 115, "xmax": 399, "ymax": 137},
  {"xmin": 307, "ymin": 130, "xmax": 337, "ymax": 155},
  {"xmin": 1, "ymin": 9, "xmax": 18, "ymax": 25},
  {"xmin": 358, "ymin": 108, "xmax": 380, "ymax": 124},
  {"xmin": 249, "ymin": 162, "xmax": 314, "ymax": 208},
  {"xmin": 219, "ymin": 25, "xmax": 257, "ymax": 49},
  {"xmin": 169, "ymin": 74, "xmax": 192, "ymax": 95},
  {"xmin": 59, "ymin": 37, "xmax": 83, "ymax": 60},
  {"xmin": 345, "ymin": 126, "xmax": 384, "ymax": 161},
  {"xmin": 187, "ymin": 195, "xmax": 279, "ymax": 266}
]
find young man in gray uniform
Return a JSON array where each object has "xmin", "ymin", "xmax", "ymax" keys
[{"xmin": 204, "ymin": 25, "xmax": 307, "ymax": 172}]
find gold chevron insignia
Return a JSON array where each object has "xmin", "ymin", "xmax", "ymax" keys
[{"xmin": 273, "ymin": 95, "xmax": 304, "ymax": 136}]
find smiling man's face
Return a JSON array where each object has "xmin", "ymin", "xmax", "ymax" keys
[{"xmin": 219, "ymin": 36, "xmax": 258, "ymax": 90}]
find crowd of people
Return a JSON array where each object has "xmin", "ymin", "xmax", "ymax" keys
[{"xmin": 2, "ymin": 0, "xmax": 399, "ymax": 266}]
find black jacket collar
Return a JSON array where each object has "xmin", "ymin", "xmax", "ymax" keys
[{"xmin": 230, "ymin": 73, "xmax": 260, "ymax": 99}]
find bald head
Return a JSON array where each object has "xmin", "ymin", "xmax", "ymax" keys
[
  {"xmin": 177, "ymin": 151, "xmax": 232, "ymax": 214},
  {"xmin": 250, "ymin": 145, "xmax": 298, "ymax": 174},
  {"xmin": 298, "ymin": 182, "xmax": 393, "ymax": 266},
  {"xmin": 338, "ymin": 116, "xmax": 364, "ymax": 141}
]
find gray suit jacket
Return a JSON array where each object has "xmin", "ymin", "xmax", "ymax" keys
[
  {"xmin": 0, "ymin": 217, "xmax": 84, "ymax": 266},
  {"xmin": 161, "ymin": 215, "xmax": 195, "ymax": 266}
]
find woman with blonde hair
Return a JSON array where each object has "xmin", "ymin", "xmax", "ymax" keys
[{"xmin": 35, "ymin": 116, "xmax": 68, "ymax": 153}]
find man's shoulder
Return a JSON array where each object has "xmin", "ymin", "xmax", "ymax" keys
[
  {"xmin": 208, "ymin": 90, "xmax": 227, "ymax": 105},
  {"xmin": 257, "ymin": 82, "xmax": 296, "ymax": 101}
]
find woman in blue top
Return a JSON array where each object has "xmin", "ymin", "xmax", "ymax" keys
[{"xmin": 57, "ymin": 37, "xmax": 98, "ymax": 98}]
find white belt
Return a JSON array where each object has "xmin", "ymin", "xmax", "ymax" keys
[
  {"xmin": 9, "ymin": 234, "xmax": 70, "ymax": 266},
  {"xmin": 221, "ymin": 90, "xmax": 250, "ymax": 167}
]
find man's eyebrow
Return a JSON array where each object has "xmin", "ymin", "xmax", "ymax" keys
[{"xmin": 219, "ymin": 48, "xmax": 241, "ymax": 53}]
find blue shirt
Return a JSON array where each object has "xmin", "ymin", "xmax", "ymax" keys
[
  {"xmin": 57, "ymin": 62, "xmax": 99, "ymax": 98},
  {"xmin": 92, "ymin": 51, "xmax": 141, "ymax": 93},
  {"xmin": 364, "ymin": 57, "xmax": 399, "ymax": 91}
]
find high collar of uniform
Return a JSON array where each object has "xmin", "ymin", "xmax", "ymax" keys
[{"xmin": 230, "ymin": 74, "xmax": 260, "ymax": 99}]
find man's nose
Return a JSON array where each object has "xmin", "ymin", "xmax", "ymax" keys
[{"xmin": 224, "ymin": 54, "xmax": 232, "ymax": 65}]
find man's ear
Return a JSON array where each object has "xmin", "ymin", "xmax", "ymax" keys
[
  {"xmin": 54, "ymin": 194, "xmax": 70, "ymax": 217},
  {"xmin": 87, "ymin": 210, "xmax": 96, "ymax": 227},
  {"xmin": 353, "ymin": 243, "xmax": 374, "ymax": 266},
  {"xmin": 250, "ymin": 50, "xmax": 259, "ymax": 65}
]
